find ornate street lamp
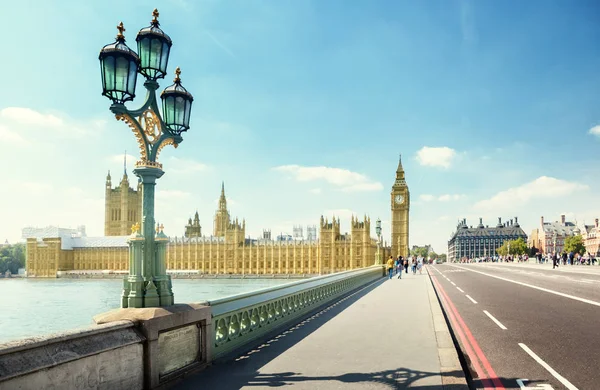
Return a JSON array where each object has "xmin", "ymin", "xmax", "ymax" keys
[
  {"xmin": 375, "ymin": 218, "xmax": 382, "ymax": 265},
  {"xmin": 98, "ymin": 9, "xmax": 194, "ymax": 309}
]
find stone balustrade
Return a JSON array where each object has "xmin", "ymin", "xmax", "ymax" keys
[
  {"xmin": 207, "ymin": 265, "xmax": 384, "ymax": 360},
  {"xmin": 0, "ymin": 266, "xmax": 384, "ymax": 389}
]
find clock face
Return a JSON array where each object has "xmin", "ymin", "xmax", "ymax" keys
[{"xmin": 394, "ymin": 194, "xmax": 404, "ymax": 204}]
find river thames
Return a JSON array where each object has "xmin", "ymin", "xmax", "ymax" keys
[{"xmin": 0, "ymin": 277, "xmax": 293, "ymax": 343}]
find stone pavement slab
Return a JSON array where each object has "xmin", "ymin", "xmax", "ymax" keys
[{"xmin": 176, "ymin": 269, "xmax": 467, "ymax": 389}]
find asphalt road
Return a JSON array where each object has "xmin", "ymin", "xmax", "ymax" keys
[{"xmin": 429, "ymin": 263, "xmax": 600, "ymax": 390}]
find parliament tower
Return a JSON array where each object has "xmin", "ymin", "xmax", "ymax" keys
[
  {"xmin": 391, "ymin": 155, "xmax": 410, "ymax": 257},
  {"xmin": 104, "ymin": 156, "xmax": 142, "ymax": 236}
]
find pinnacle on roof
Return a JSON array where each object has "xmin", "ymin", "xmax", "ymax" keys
[{"xmin": 396, "ymin": 153, "xmax": 404, "ymax": 173}]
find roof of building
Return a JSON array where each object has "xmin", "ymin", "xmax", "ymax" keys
[
  {"xmin": 449, "ymin": 219, "xmax": 527, "ymax": 241},
  {"xmin": 70, "ymin": 236, "xmax": 129, "ymax": 249},
  {"xmin": 542, "ymin": 221, "xmax": 578, "ymax": 236},
  {"xmin": 22, "ymin": 226, "xmax": 87, "ymax": 250}
]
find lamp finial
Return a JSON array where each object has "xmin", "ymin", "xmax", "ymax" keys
[
  {"xmin": 174, "ymin": 67, "xmax": 181, "ymax": 83},
  {"xmin": 116, "ymin": 22, "xmax": 125, "ymax": 40},
  {"xmin": 152, "ymin": 8, "xmax": 160, "ymax": 25}
]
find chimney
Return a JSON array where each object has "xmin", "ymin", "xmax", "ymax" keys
[
  {"xmin": 561, "ymin": 214, "xmax": 566, "ymax": 224},
  {"xmin": 510, "ymin": 219, "xmax": 513, "ymax": 226},
  {"xmin": 463, "ymin": 218, "xmax": 467, "ymax": 225},
  {"xmin": 541, "ymin": 216, "xmax": 544, "ymax": 226},
  {"xmin": 498, "ymin": 217, "xmax": 502, "ymax": 224},
  {"xmin": 515, "ymin": 217, "xmax": 518, "ymax": 224},
  {"xmin": 596, "ymin": 218, "xmax": 599, "ymax": 228}
]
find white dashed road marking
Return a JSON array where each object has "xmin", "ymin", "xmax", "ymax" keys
[
  {"xmin": 519, "ymin": 343, "xmax": 579, "ymax": 390},
  {"xmin": 466, "ymin": 295, "xmax": 478, "ymax": 304},
  {"xmin": 450, "ymin": 265, "xmax": 600, "ymax": 308},
  {"xmin": 456, "ymin": 287, "xmax": 464, "ymax": 293},
  {"xmin": 483, "ymin": 310, "xmax": 507, "ymax": 330}
]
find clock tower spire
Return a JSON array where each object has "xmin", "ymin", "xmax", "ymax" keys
[{"xmin": 391, "ymin": 154, "xmax": 410, "ymax": 258}]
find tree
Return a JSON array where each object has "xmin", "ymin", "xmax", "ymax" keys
[
  {"xmin": 410, "ymin": 246, "xmax": 430, "ymax": 258},
  {"xmin": 438, "ymin": 253, "xmax": 447, "ymax": 262},
  {"xmin": 564, "ymin": 235, "xmax": 586, "ymax": 255},
  {"xmin": 0, "ymin": 244, "xmax": 26, "ymax": 275},
  {"xmin": 496, "ymin": 238, "xmax": 528, "ymax": 256}
]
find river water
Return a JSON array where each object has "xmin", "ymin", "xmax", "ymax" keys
[{"xmin": 0, "ymin": 278, "xmax": 293, "ymax": 344}]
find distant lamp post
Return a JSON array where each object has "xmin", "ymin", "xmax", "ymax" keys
[
  {"xmin": 507, "ymin": 241, "xmax": 511, "ymax": 258},
  {"xmin": 375, "ymin": 218, "xmax": 382, "ymax": 265},
  {"xmin": 98, "ymin": 9, "xmax": 194, "ymax": 308}
]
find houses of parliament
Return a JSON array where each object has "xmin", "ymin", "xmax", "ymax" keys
[{"xmin": 24, "ymin": 159, "xmax": 410, "ymax": 277}]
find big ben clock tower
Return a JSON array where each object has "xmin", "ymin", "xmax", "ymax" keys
[{"xmin": 391, "ymin": 155, "xmax": 410, "ymax": 258}]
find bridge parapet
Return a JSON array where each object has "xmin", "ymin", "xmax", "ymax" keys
[{"xmin": 208, "ymin": 265, "xmax": 384, "ymax": 360}]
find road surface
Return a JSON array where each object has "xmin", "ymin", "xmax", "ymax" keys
[{"xmin": 429, "ymin": 263, "xmax": 600, "ymax": 390}]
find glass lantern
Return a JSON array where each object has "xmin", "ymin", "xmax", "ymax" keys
[
  {"xmin": 161, "ymin": 67, "xmax": 194, "ymax": 134},
  {"xmin": 136, "ymin": 9, "xmax": 172, "ymax": 80},
  {"xmin": 99, "ymin": 22, "xmax": 140, "ymax": 104}
]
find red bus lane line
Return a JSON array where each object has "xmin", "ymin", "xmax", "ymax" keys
[
  {"xmin": 430, "ymin": 274, "xmax": 495, "ymax": 389},
  {"xmin": 434, "ymin": 278, "xmax": 505, "ymax": 390}
]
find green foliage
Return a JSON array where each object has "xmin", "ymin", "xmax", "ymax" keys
[
  {"xmin": 564, "ymin": 235, "xmax": 586, "ymax": 255},
  {"xmin": 0, "ymin": 244, "xmax": 26, "ymax": 275},
  {"xmin": 410, "ymin": 246, "xmax": 430, "ymax": 258},
  {"xmin": 438, "ymin": 253, "xmax": 447, "ymax": 261},
  {"xmin": 496, "ymin": 238, "xmax": 528, "ymax": 256}
]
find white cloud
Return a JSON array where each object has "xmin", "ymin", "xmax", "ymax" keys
[
  {"xmin": 416, "ymin": 146, "xmax": 457, "ymax": 168},
  {"xmin": 420, "ymin": 194, "xmax": 465, "ymax": 202},
  {"xmin": 21, "ymin": 181, "xmax": 53, "ymax": 193},
  {"xmin": 309, "ymin": 188, "xmax": 322, "ymax": 194},
  {"xmin": 108, "ymin": 153, "xmax": 138, "ymax": 166},
  {"xmin": 474, "ymin": 176, "xmax": 589, "ymax": 211},
  {"xmin": 323, "ymin": 209, "xmax": 355, "ymax": 220},
  {"xmin": 341, "ymin": 183, "xmax": 384, "ymax": 192},
  {"xmin": 0, "ymin": 107, "xmax": 63, "ymax": 127},
  {"xmin": 420, "ymin": 194, "xmax": 436, "ymax": 202},
  {"xmin": 0, "ymin": 124, "xmax": 28, "ymax": 146},
  {"xmin": 272, "ymin": 165, "xmax": 383, "ymax": 192},
  {"xmin": 0, "ymin": 107, "xmax": 104, "ymax": 138},
  {"xmin": 589, "ymin": 125, "xmax": 600, "ymax": 136},
  {"xmin": 64, "ymin": 187, "xmax": 85, "ymax": 197},
  {"xmin": 168, "ymin": 156, "xmax": 210, "ymax": 173},
  {"xmin": 438, "ymin": 194, "xmax": 465, "ymax": 202}
]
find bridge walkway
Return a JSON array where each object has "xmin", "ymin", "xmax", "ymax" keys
[{"xmin": 178, "ymin": 268, "xmax": 466, "ymax": 389}]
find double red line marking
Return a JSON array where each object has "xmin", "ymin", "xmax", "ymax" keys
[{"xmin": 429, "ymin": 270, "xmax": 505, "ymax": 389}]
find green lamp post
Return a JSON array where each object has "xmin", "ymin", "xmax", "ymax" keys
[
  {"xmin": 99, "ymin": 9, "xmax": 194, "ymax": 308},
  {"xmin": 375, "ymin": 218, "xmax": 382, "ymax": 265}
]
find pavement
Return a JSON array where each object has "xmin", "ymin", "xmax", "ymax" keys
[
  {"xmin": 430, "ymin": 263, "xmax": 600, "ymax": 390},
  {"xmin": 175, "ymin": 268, "xmax": 468, "ymax": 389}
]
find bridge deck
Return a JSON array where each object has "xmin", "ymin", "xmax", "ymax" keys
[{"xmin": 179, "ymin": 269, "xmax": 461, "ymax": 389}]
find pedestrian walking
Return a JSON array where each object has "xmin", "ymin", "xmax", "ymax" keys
[
  {"xmin": 386, "ymin": 256, "xmax": 394, "ymax": 280},
  {"xmin": 397, "ymin": 255, "xmax": 403, "ymax": 279}
]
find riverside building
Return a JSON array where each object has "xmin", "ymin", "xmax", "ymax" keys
[
  {"xmin": 23, "ymin": 163, "xmax": 410, "ymax": 277},
  {"xmin": 447, "ymin": 217, "xmax": 527, "ymax": 262}
]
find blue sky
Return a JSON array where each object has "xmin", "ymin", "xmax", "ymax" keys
[{"xmin": 1, "ymin": 0, "xmax": 599, "ymax": 254}]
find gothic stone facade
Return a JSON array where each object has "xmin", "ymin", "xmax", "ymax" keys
[
  {"xmin": 25, "ymin": 182, "xmax": 391, "ymax": 277},
  {"xmin": 391, "ymin": 156, "xmax": 410, "ymax": 258},
  {"xmin": 448, "ymin": 217, "xmax": 527, "ymax": 262},
  {"xmin": 104, "ymin": 170, "xmax": 142, "ymax": 236}
]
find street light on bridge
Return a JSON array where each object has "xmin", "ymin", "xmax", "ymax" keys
[
  {"xmin": 375, "ymin": 218, "xmax": 382, "ymax": 265},
  {"xmin": 98, "ymin": 9, "xmax": 194, "ymax": 308}
]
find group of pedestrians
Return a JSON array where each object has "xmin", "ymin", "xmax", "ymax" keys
[{"xmin": 386, "ymin": 255, "xmax": 424, "ymax": 279}]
